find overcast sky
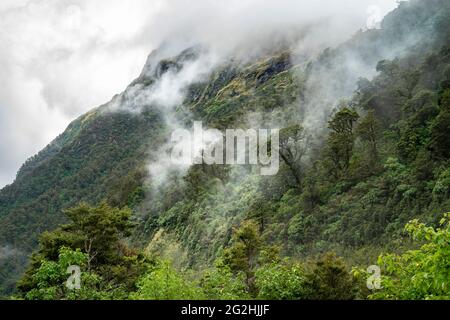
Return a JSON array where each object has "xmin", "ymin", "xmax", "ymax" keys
[{"xmin": 0, "ymin": 0, "xmax": 399, "ymax": 188}]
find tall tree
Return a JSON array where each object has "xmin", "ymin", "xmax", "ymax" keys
[
  {"xmin": 356, "ymin": 110, "xmax": 382, "ymax": 165},
  {"xmin": 222, "ymin": 220, "xmax": 262, "ymax": 295},
  {"xmin": 326, "ymin": 107, "xmax": 359, "ymax": 178},
  {"xmin": 17, "ymin": 202, "xmax": 142, "ymax": 298},
  {"xmin": 279, "ymin": 125, "xmax": 309, "ymax": 188}
]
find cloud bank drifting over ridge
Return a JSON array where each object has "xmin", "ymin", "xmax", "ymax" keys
[{"xmin": 0, "ymin": 0, "xmax": 399, "ymax": 188}]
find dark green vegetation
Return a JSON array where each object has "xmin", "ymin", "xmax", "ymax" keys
[
  {"xmin": 1, "ymin": 0, "xmax": 449, "ymax": 298},
  {"xmin": 13, "ymin": 202, "xmax": 450, "ymax": 300}
]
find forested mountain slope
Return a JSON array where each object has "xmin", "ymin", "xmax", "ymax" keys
[{"xmin": 1, "ymin": 0, "xmax": 449, "ymax": 296}]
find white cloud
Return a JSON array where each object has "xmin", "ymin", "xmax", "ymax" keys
[
  {"xmin": 0, "ymin": 0, "xmax": 399, "ymax": 188},
  {"xmin": 0, "ymin": 0, "xmax": 161, "ymax": 187}
]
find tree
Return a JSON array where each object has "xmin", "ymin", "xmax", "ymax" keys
[
  {"xmin": 21, "ymin": 247, "xmax": 112, "ymax": 300},
  {"xmin": 222, "ymin": 220, "xmax": 262, "ymax": 295},
  {"xmin": 305, "ymin": 253, "xmax": 357, "ymax": 300},
  {"xmin": 326, "ymin": 107, "xmax": 360, "ymax": 178},
  {"xmin": 279, "ymin": 125, "xmax": 309, "ymax": 188},
  {"xmin": 255, "ymin": 262, "xmax": 308, "ymax": 300},
  {"xmin": 369, "ymin": 213, "xmax": 450, "ymax": 300},
  {"xmin": 61, "ymin": 202, "xmax": 133, "ymax": 268},
  {"xmin": 356, "ymin": 110, "xmax": 381, "ymax": 163},
  {"xmin": 17, "ymin": 202, "xmax": 145, "ymax": 299},
  {"xmin": 246, "ymin": 195, "xmax": 272, "ymax": 232},
  {"xmin": 200, "ymin": 264, "xmax": 249, "ymax": 300},
  {"xmin": 130, "ymin": 260, "xmax": 201, "ymax": 300},
  {"xmin": 429, "ymin": 89, "xmax": 450, "ymax": 159}
]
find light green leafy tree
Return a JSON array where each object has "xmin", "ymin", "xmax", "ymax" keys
[
  {"xmin": 255, "ymin": 262, "xmax": 308, "ymax": 300},
  {"xmin": 24, "ymin": 247, "xmax": 107, "ymax": 300},
  {"xmin": 200, "ymin": 263, "xmax": 249, "ymax": 300},
  {"xmin": 369, "ymin": 213, "xmax": 450, "ymax": 300},
  {"xmin": 130, "ymin": 260, "xmax": 202, "ymax": 300}
]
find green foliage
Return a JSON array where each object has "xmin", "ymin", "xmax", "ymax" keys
[
  {"xmin": 369, "ymin": 213, "xmax": 450, "ymax": 300},
  {"xmin": 356, "ymin": 110, "xmax": 382, "ymax": 170},
  {"xmin": 222, "ymin": 220, "xmax": 262, "ymax": 295},
  {"xmin": 200, "ymin": 265, "xmax": 249, "ymax": 300},
  {"xmin": 62, "ymin": 202, "xmax": 133, "ymax": 266},
  {"xmin": 326, "ymin": 106, "xmax": 359, "ymax": 178},
  {"xmin": 23, "ymin": 247, "xmax": 111, "ymax": 300},
  {"xmin": 279, "ymin": 125, "xmax": 306, "ymax": 187},
  {"xmin": 1, "ymin": 0, "xmax": 450, "ymax": 299},
  {"xmin": 305, "ymin": 253, "xmax": 357, "ymax": 300},
  {"xmin": 429, "ymin": 89, "xmax": 450, "ymax": 159},
  {"xmin": 17, "ymin": 202, "xmax": 148, "ymax": 300},
  {"xmin": 433, "ymin": 168, "xmax": 450, "ymax": 200},
  {"xmin": 0, "ymin": 109, "xmax": 164, "ymax": 295},
  {"xmin": 131, "ymin": 260, "xmax": 202, "ymax": 300},
  {"xmin": 255, "ymin": 262, "xmax": 308, "ymax": 300}
]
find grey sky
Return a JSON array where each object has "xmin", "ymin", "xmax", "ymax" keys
[{"xmin": 0, "ymin": 0, "xmax": 399, "ymax": 188}]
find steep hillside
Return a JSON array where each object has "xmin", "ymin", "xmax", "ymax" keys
[
  {"xmin": 135, "ymin": 0, "xmax": 450, "ymax": 267},
  {"xmin": 1, "ymin": 0, "xmax": 449, "ymax": 296}
]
